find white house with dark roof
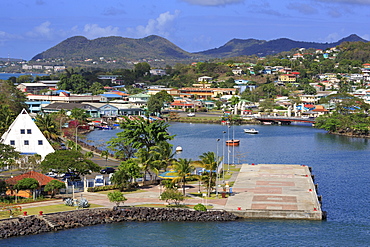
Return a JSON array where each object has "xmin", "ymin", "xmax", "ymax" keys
[{"xmin": 0, "ymin": 109, "xmax": 54, "ymax": 159}]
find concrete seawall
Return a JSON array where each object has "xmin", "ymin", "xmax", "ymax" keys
[{"xmin": 225, "ymin": 164, "xmax": 324, "ymax": 220}]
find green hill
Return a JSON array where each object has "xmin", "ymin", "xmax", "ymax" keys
[
  {"xmin": 32, "ymin": 35, "xmax": 199, "ymax": 61},
  {"xmin": 31, "ymin": 34, "xmax": 368, "ymax": 62}
]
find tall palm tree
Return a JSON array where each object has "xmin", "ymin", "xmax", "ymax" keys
[
  {"xmin": 196, "ymin": 151, "xmax": 221, "ymax": 197},
  {"xmin": 134, "ymin": 148, "xmax": 156, "ymax": 183},
  {"xmin": 151, "ymin": 141, "xmax": 177, "ymax": 172},
  {"xmin": 174, "ymin": 158, "xmax": 194, "ymax": 195},
  {"xmin": 35, "ymin": 114, "xmax": 59, "ymax": 141}
]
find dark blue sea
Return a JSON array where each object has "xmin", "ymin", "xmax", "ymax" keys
[
  {"xmin": 2, "ymin": 123, "xmax": 370, "ymax": 246},
  {"xmin": 0, "ymin": 73, "xmax": 48, "ymax": 80}
]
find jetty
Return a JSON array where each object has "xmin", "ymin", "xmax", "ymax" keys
[{"xmin": 225, "ymin": 164, "xmax": 324, "ymax": 220}]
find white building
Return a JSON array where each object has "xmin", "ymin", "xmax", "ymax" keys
[{"xmin": 1, "ymin": 109, "xmax": 54, "ymax": 159}]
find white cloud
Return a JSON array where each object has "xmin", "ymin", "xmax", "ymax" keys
[
  {"xmin": 126, "ymin": 10, "xmax": 180, "ymax": 38},
  {"xmin": 82, "ymin": 24, "xmax": 120, "ymax": 39},
  {"xmin": 181, "ymin": 0, "xmax": 244, "ymax": 6},
  {"xmin": 324, "ymin": 33, "xmax": 340, "ymax": 42},
  {"xmin": 26, "ymin": 21, "xmax": 54, "ymax": 39}
]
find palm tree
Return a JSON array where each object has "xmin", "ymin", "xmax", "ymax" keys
[
  {"xmin": 35, "ymin": 114, "xmax": 59, "ymax": 140},
  {"xmin": 66, "ymin": 139, "xmax": 81, "ymax": 151},
  {"xmin": 174, "ymin": 158, "xmax": 194, "ymax": 195},
  {"xmin": 101, "ymin": 150, "xmax": 109, "ymax": 164},
  {"xmin": 151, "ymin": 141, "xmax": 177, "ymax": 172},
  {"xmin": 195, "ymin": 151, "xmax": 221, "ymax": 197},
  {"xmin": 134, "ymin": 148, "xmax": 156, "ymax": 183}
]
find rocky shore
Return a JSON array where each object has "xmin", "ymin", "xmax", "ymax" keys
[{"xmin": 0, "ymin": 207, "xmax": 238, "ymax": 239}]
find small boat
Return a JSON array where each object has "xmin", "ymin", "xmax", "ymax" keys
[
  {"xmin": 96, "ymin": 125, "xmax": 113, "ymax": 130},
  {"xmin": 244, "ymin": 128, "xmax": 259, "ymax": 134},
  {"xmin": 176, "ymin": 146, "xmax": 183, "ymax": 152},
  {"xmin": 226, "ymin": 139, "xmax": 240, "ymax": 146}
]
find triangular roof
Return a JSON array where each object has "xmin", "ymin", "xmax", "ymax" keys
[
  {"xmin": 1, "ymin": 109, "xmax": 55, "ymax": 159},
  {"xmin": 5, "ymin": 171, "xmax": 57, "ymax": 186}
]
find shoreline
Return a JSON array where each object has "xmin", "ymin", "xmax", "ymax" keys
[{"xmin": 0, "ymin": 207, "xmax": 238, "ymax": 239}]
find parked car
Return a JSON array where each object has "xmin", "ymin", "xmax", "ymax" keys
[
  {"xmin": 63, "ymin": 172, "xmax": 81, "ymax": 181},
  {"xmin": 95, "ymin": 175, "xmax": 104, "ymax": 186},
  {"xmin": 100, "ymin": 167, "xmax": 115, "ymax": 174},
  {"xmin": 45, "ymin": 172, "xmax": 57, "ymax": 178}
]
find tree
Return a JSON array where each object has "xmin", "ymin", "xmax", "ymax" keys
[
  {"xmin": 101, "ymin": 150, "xmax": 109, "ymax": 164},
  {"xmin": 160, "ymin": 189, "xmax": 184, "ymax": 206},
  {"xmin": 111, "ymin": 159, "xmax": 141, "ymax": 190},
  {"xmin": 0, "ymin": 105, "xmax": 17, "ymax": 136},
  {"xmin": 14, "ymin": 178, "xmax": 39, "ymax": 200},
  {"xmin": 70, "ymin": 108, "xmax": 89, "ymax": 123},
  {"xmin": 28, "ymin": 154, "xmax": 42, "ymax": 171},
  {"xmin": 134, "ymin": 62, "xmax": 150, "ymax": 78},
  {"xmin": 90, "ymin": 82, "xmax": 104, "ymax": 95},
  {"xmin": 116, "ymin": 116, "xmax": 175, "ymax": 151},
  {"xmin": 107, "ymin": 190, "xmax": 127, "ymax": 207},
  {"xmin": 134, "ymin": 148, "xmax": 156, "ymax": 182},
  {"xmin": 147, "ymin": 91, "xmax": 174, "ymax": 115},
  {"xmin": 35, "ymin": 114, "xmax": 60, "ymax": 141},
  {"xmin": 173, "ymin": 158, "xmax": 194, "ymax": 195},
  {"xmin": 150, "ymin": 141, "xmax": 177, "ymax": 172},
  {"xmin": 0, "ymin": 143, "xmax": 19, "ymax": 168},
  {"xmin": 0, "ymin": 180, "xmax": 7, "ymax": 195},
  {"xmin": 40, "ymin": 150, "xmax": 101, "ymax": 180},
  {"xmin": 44, "ymin": 180, "xmax": 65, "ymax": 198},
  {"xmin": 302, "ymin": 85, "xmax": 317, "ymax": 95},
  {"xmin": 195, "ymin": 151, "xmax": 220, "ymax": 197}
]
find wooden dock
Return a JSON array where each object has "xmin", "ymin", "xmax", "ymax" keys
[{"xmin": 225, "ymin": 164, "xmax": 323, "ymax": 220}]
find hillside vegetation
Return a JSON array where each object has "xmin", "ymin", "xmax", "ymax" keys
[{"xmin": 31, "ymin": 34, "xmax": 368, "ymax": 63}]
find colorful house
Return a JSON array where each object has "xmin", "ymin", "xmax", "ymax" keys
[{"xmin": 5, "ymin": 171, "xmax": 59, "ymax": 198}]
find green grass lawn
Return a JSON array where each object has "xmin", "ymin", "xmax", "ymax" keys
[{"xmin": 0, "ymin": 203, "xmax": 104, "ymax": 219}]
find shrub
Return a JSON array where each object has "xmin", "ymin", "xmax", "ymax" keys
[
  {"xmin": 194, "ymin": 203, "xmax": 207, "ymax": 211},
  {"xmin": 160, "ymin": 189, "xmax": 184, "ymax": 206},
  {"xmin": 87, "ymin": 184, "xmax": 119, "ymax": 192},
  {"xmin": 107, "ymin": 190, "xmax": 127, "ymax": 207}
]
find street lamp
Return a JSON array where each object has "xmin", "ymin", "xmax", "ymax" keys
[
  {"xmin": 222, "ymin": 131, "xmax": 226, "ymax": 183},
  {"xmin": 216, "ymin": 138, "xmax": 220, "ymax": 196}
]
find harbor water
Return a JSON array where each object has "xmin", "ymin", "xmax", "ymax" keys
[{"xmin": 2, "ymin": 123, "xmax": 370, "ymax": 246}]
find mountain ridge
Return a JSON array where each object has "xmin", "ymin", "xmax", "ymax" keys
[{"xmin": 31, "ymin": 34, "xmax": 368, "ymax": 61}]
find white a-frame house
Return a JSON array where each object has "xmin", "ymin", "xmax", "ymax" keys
[{"xmin": 1, "ymin": 109, "xmax": 55, "ymax": 159}]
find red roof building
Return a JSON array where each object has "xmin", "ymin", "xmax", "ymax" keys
[{"xmin": 6, "ymin": 171, "xmax": 57, "ymax": 186}]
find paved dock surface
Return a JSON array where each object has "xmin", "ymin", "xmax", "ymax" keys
[{"xmin": 225, "ymin": 164, "xmax": 323, "ymax": 220}]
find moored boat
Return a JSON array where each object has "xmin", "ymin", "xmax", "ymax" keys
[
  {"xmin": 226, "ymin": 139, "xmax": 240, "ymax": 146},
  {"xmin": 244, "ymin": 128, "xmax": 259, "ymax": 134}
]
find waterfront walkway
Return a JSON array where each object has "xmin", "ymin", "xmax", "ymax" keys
[
  {"xmin": 225, "ymin": 163, "xmax": 323, "ymax": 220},
  {"xmin": 17, "ymin": 163, "xmax": 323, "ymax": 220}
]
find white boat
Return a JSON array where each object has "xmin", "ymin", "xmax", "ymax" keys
[
  {"xmin": 244, "ymin": 128, "xmax": 259, "ymax": 134},
  {"xmin": 176, "ymin": 146, "xmax": 183, "ymax": 152}
]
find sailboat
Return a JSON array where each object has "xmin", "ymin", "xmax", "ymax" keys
[{"xmin": 226, "ymin": 118, "xmax": 240, "ymax": 146}]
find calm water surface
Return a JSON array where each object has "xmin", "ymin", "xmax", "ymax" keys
[{"xmin": 3, "ymin": 123, "xmax": 370, "ymax": 246}]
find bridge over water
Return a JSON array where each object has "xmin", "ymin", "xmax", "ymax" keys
[{"xmin": 255, "ymin": 116, "xmax": 316, "ymax": 124}]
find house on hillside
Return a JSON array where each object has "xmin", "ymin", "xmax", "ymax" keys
[
  {"xmin": 0, "ymin": 109, "xmax": 54, "ymax": 160},
  {"xmin": 5, "ymin": 171, "xmax": 59, "ymax": 198},
  {"xmin": 278, "ymin": 74, "xmax": 296, "ymax": 83}
]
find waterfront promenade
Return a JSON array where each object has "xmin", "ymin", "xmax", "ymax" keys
[
  {"xmin": 17, "ymin": 163, "xmax": 323, "ymax": 221},
  {"xmin": 225, "ymin": 163, "xmax": 323, "ymax": 220}
]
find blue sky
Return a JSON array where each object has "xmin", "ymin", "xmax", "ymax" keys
[{"xmin": 1, "ymin": 0, "xmax": 369, "ymax": 60}]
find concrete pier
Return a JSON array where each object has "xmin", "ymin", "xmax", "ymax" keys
[{"xmin": 225, "ymin": 164, "xmax": 323, "ymax": 220}]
